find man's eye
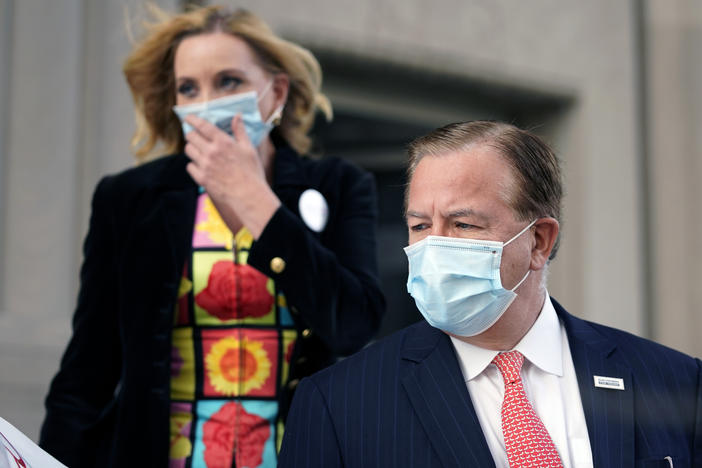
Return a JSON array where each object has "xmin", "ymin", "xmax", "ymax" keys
[
  {"xmin": 177, "ymin": 82, "xmax": 196, "ymax": 97},
  {"xmin": 455, "ymin": 222, "xmax": 475, "ymax": 229},
  {"xmin": 410, "ymin": 223, "xmax": 428, "ymax": 232}
]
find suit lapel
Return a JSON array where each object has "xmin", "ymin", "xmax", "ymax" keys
[
  {"xmin": 401, "ymin": 322, "xmax": 496, "ymax": 468},
  {"xmin": 556, "ymin": 300, "xmax": 635, "ymax": 468},
  {"xmin": 159, "ymin": 188, "xmax": 197, "ymax": 276},
  {"xmin": 150, "ymin": 154, "xmax": 198, "ymax": 284}
]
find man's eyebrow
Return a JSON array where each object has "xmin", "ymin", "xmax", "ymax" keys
[
  {"xmin": 446, "ymin": 208, "xmax": 475, "ymax": 218},
  {"xmin": 405, "ymin": 210, "xmax": 427, "ymax": 219},
  {"xmin": 447, "ymin": 209, "xmax": 491, "ymax": 222},
  {"xmin": 405, "ymin": 208, "xmax": 491, "ymax": 222}
]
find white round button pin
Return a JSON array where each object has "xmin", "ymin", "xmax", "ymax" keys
[{"xmin": 298, "ymin": 189, "xmax": 329, "ymax": 233}]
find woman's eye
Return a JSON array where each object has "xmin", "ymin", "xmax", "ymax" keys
[
  {"xmin": 219, "ymin": 75, "xmax": 242, "ymax": 90},
  {"xmin": 177, "ymin": 82, "xmax": 196, "ymax": 97}
]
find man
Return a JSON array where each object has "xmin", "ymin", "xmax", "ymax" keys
[{"xmin": 278, "ymin": 121, "xmax": 702, "ymax": 467}]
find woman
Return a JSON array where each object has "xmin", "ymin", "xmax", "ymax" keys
[{"xmin": 39, "ymin": 5, "xmax": 385, "ymax": 468}]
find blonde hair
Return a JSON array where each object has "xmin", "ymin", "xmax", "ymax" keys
[{"xmin": 123, "ymin": 4, "xmax": 332, "ymax": 161}]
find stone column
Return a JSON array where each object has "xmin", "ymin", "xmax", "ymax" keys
[{"xmin": 645, "ymin": 0, "xmax": 702, "ymax": 356}]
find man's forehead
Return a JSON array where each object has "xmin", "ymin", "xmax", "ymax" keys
[
  {"xmin": 413, "ymin": 145, "xmax": 513, "ymax": 178},
  {"xmin": 406, "ymin": 149, "xmax": 517, "ymax": 219}
]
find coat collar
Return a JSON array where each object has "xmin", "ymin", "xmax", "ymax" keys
[
  {"xmin": 272, "ymin": 144, "xmax": 309, "ymax": 189},
  {"xmin": 149, "ymin": 153, "xmax": 197, "ymax": 191},
  {"xmin": 399, "ymin": 299, "xmax": 634, "ymax": 467},
  {"xmin": 270, "ymin": 131, "xmax": 311, "ymax": 190}
]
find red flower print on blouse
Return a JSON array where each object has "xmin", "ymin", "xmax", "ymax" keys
[
  {"xmin": 203, "ymin": 402, "xmax": 270, "ymax": 468},
  {"xmin": 196, "ymin": 261, "xmax": 274, "ymax": 321}
]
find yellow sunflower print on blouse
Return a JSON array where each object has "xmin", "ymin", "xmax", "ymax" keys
[{"xmin": 203, "ymin": 331, "xmax": 277, "ymax": 397}]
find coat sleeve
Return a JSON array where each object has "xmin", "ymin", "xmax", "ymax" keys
[
  {"xmin": 39, "ymin": 176, "xmax": 122, "ymax": 467},
  {"xmin": 248, "ymin": 163, "xmax": 385, "ymax": 356},
  {"xmin": 278, "ymin": 377, "xmax": 343, "ymax": 467}
]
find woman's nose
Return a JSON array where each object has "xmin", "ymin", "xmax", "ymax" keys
[
  {"xmin": 197, "ymin": 91, "xmax": 213, "ymax": 103},
  {"xmin": 188, "ymin": 87, "xmax": 214, "ymax": 104}
]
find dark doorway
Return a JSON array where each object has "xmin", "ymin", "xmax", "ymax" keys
[{"xmin": 309, "ymin": 49, "xmax": 571, "ymax": 339}]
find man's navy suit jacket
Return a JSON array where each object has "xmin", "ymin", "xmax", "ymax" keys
[{"xmin": 279, "ymin": 299, "xmax": 702, "ymax": 467}]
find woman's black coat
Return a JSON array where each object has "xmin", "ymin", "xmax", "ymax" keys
[{"xmin": 39, "ymin": 145, "xmax": 385, "ymax": 467}]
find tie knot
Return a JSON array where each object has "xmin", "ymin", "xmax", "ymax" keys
[{"xmin": 492, "ymin": 350, "xmax": 524, "ymax": 384}]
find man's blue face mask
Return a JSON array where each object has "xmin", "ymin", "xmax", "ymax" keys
[{"xmin": 404, "ymin": 219, "xmax": 536, "ymax": 337}]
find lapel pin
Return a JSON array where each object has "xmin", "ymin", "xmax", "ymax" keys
[
  {"xmin": 299, "ymin": 189, "xmax": 329, "ymax": 233},
  {"xmin": 593, "ymin": 375, "xmax": 625, "ymax": 390}
]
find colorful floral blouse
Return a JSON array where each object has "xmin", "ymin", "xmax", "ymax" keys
[{"xmin": 169, "ymin": 190, "xmax": 297, "ymax": 468}]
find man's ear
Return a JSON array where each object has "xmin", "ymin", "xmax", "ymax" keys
[{"xmin": 530, "ymin": 217, "xmax": 559, "ymax": 270}]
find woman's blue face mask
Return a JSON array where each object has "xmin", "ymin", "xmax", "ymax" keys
[{"xmin": 173, "ymin": 82, "xmax": 279, "ymax": 147}]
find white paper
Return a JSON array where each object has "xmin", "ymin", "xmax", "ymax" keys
[{"xmin": 0, "ymin": 417, "xmax": 67, "ymax": 468}]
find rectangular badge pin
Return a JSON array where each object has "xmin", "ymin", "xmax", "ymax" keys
[{"xmin": 593, "ymin": 375, "xmax": 625, "ymax": 390}]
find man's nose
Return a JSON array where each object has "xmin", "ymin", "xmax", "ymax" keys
[{"xmin": 430, "ymin": 223, "xmax": 449, "ymax": 237}]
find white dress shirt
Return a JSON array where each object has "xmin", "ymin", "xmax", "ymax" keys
[{"xmin": 450, "ymin": 295, "xmax": 594, "ymax": 468}]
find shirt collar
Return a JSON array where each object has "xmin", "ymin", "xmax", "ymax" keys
[
  {"xmin": 450, "ymin": 294, "xmax": 563, "ymax": 381},
  {"xmin": 515, "ymin": 295, "xmax": 563, "ymax": 377}
]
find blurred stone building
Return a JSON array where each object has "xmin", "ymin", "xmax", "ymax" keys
[{"xmin": 1, "ymin": 0, "xmax": 700, "ymax": 441}]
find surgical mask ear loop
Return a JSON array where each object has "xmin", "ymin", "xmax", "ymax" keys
[
  {"xmin": 267, "ymin": 105, "xmax": 284, "ymax": 126},
  {"xmin": 256, "ymin": 79, "xmax": 274, "ymax": 103},
  {"xmin": 503, "ymin": 219, "xmax": 537, "ymax": 291},
  {"xmin": 256, "ymin": 79, "xmax": 283, "ymax": 125},
  {"xmin": 503, "ymin": 219, "xmax": 538, "ymax": 247},
  {"xmin": 510, "ymin": 269, "xmax": 531, "ymax": 292}
]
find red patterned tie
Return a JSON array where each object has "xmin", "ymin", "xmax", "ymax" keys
[{"xmin": 492, "ymin": 351, "xmax": 564, "ymax": 468}]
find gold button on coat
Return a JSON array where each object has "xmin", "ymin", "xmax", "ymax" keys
[
  {"xmin": 270, "ymin": 257, "xmax": 286, "ymax": 273},
  {"xmin": 301, "ymin": 328, "xmax": 312, "ymax": 338}
]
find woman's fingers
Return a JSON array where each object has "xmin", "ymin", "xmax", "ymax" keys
[
  {"xmin": 183, "ymin": 112, "xmax": 265, "ymax": 199},
  {"xmin": 184, "ymin": 114, "xmax": 220, "ymax": 141},
  {"xmin": 184, "ymin": 125, "xmax": 211, "ymax": 151},
  {"xmin": 186, "ymin": 161, "xmax": 204, "ymax": 186},
  {"xmin": 230, "ymin": 114, "xmax": 251, "ymax": 146},
  {"xmin": 184, "ymin": 141, "xmax": 203, "ymax": 162},
  {"xmin": 185, "ymin": 113, "xmax": 253, "ymax": 152}
]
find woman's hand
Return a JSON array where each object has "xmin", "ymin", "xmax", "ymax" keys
[{"xmin": 184, "ymin": 114, "xmax": 281, "ymax": 238}]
